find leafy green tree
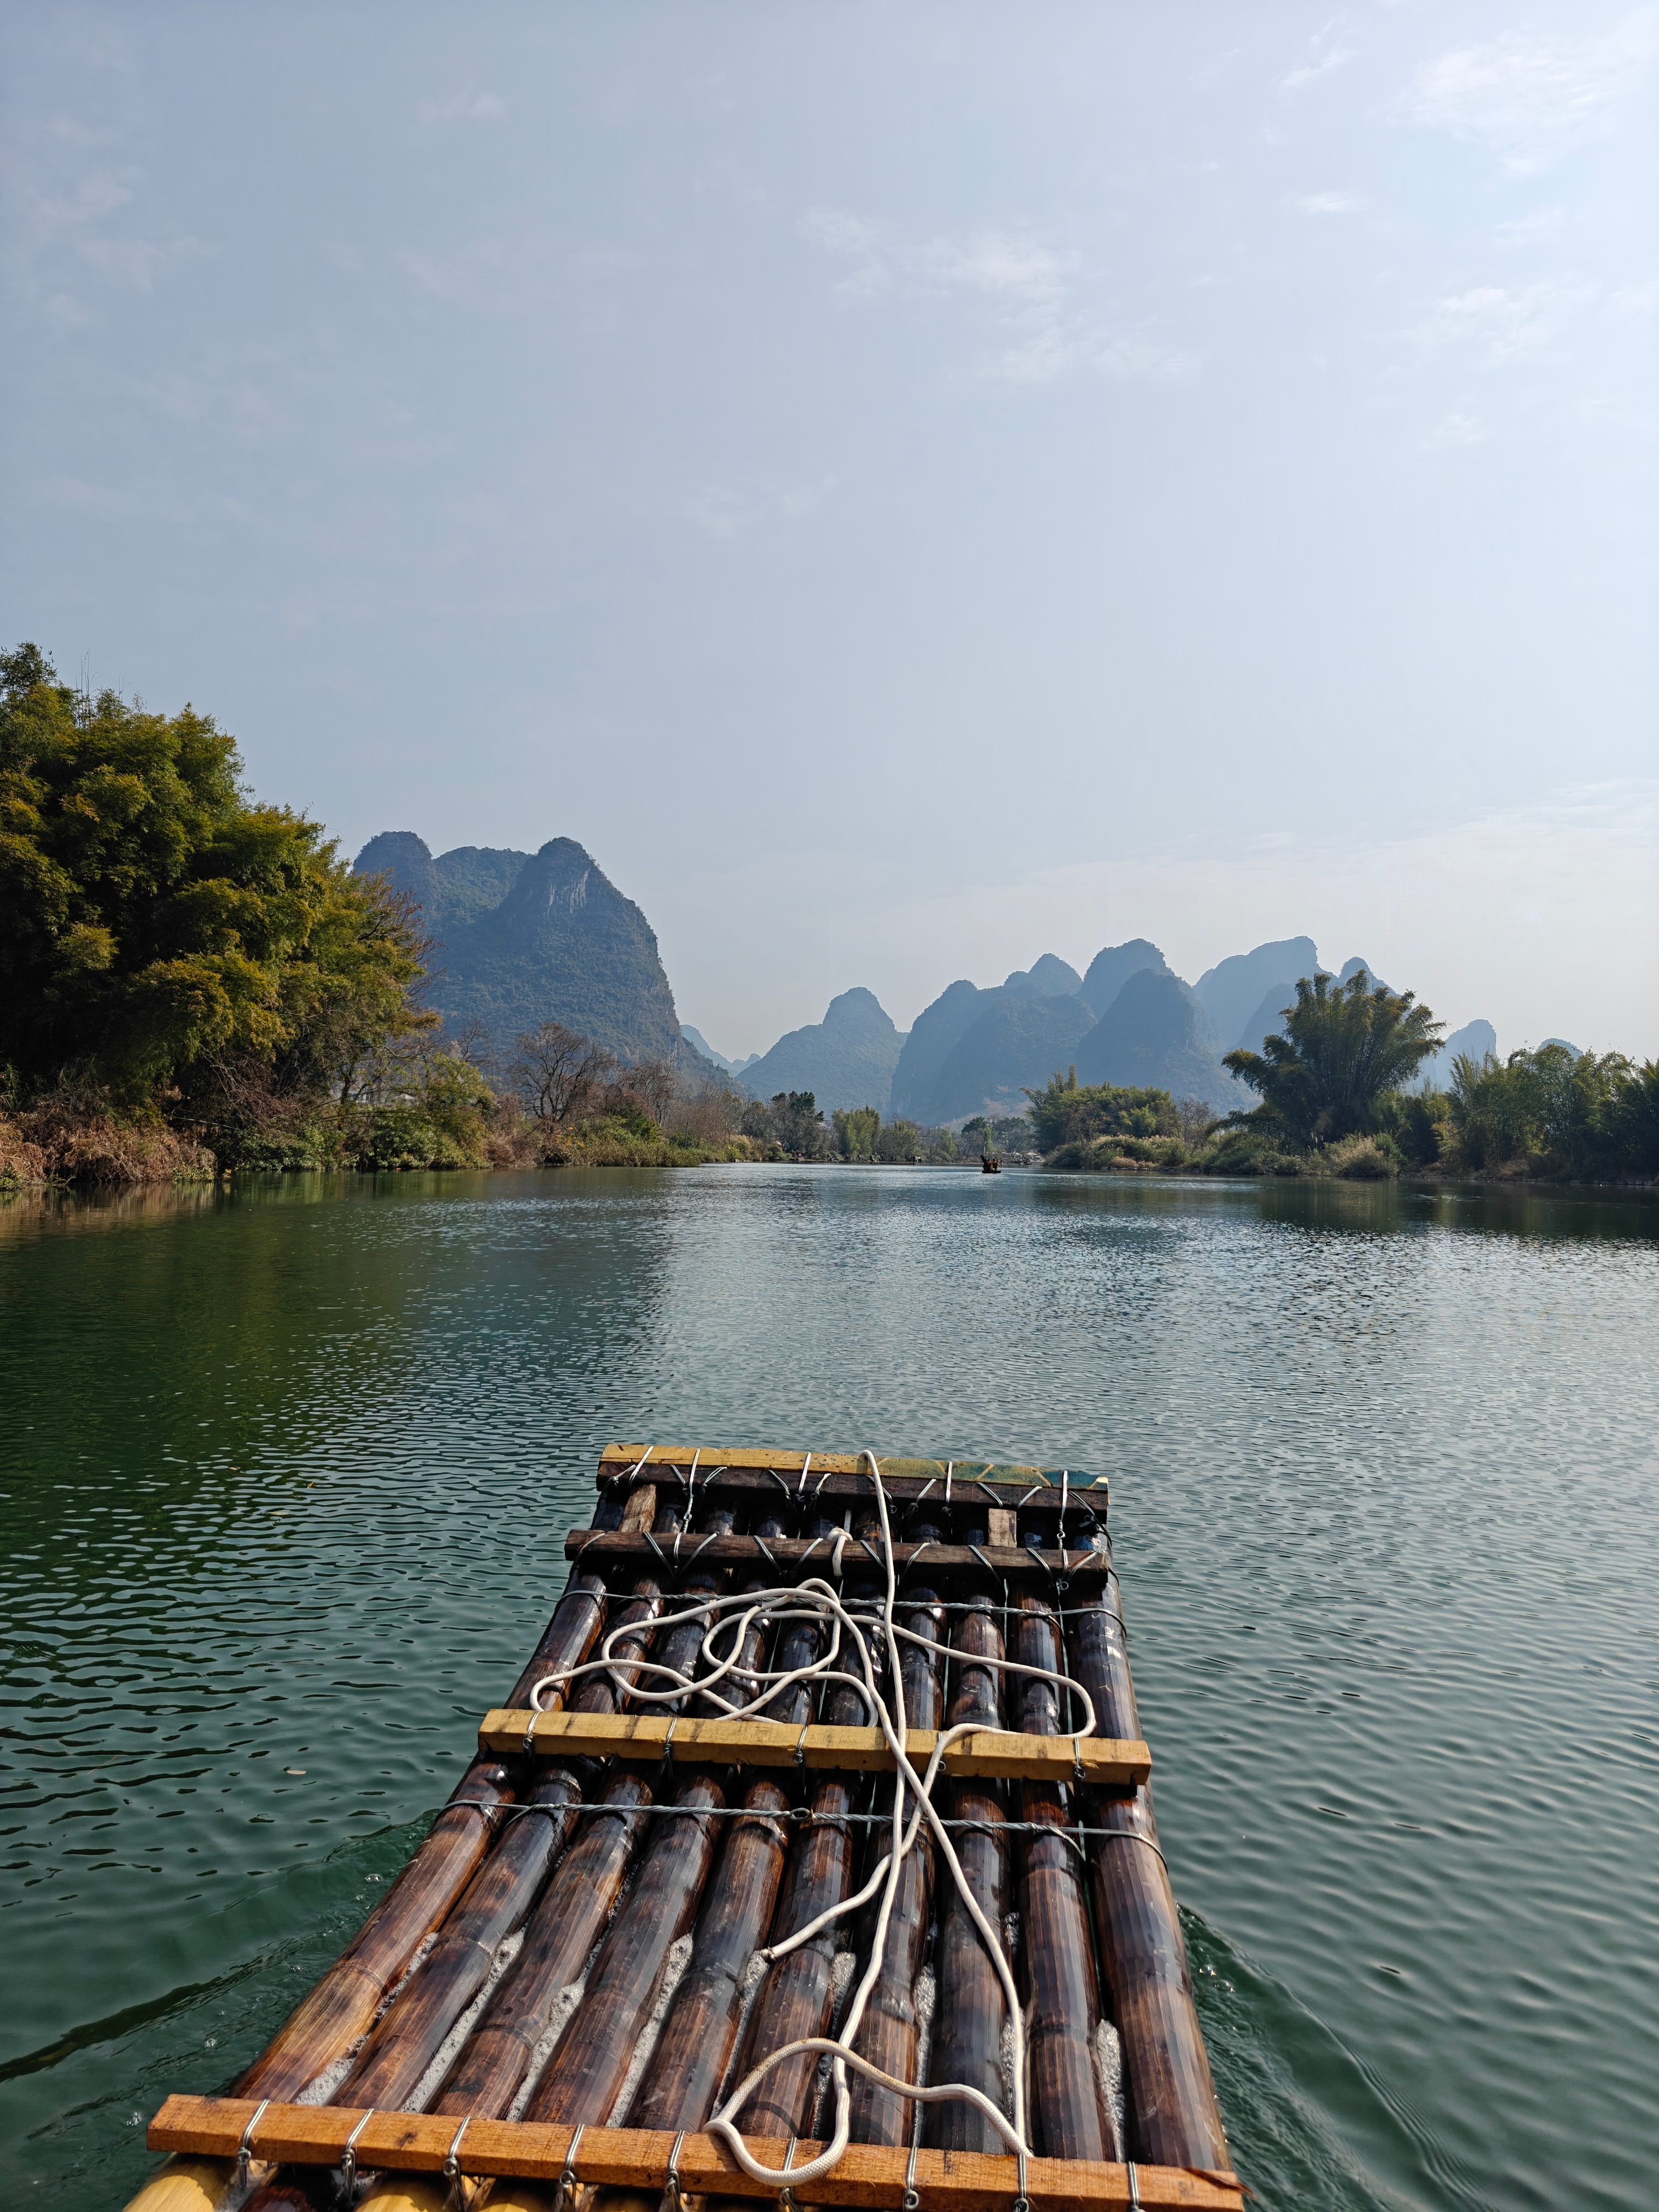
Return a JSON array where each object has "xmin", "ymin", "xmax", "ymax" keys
[
  {"xmin": 772, "ymin": 1091, "xmax": 828, "ymax": 1156},
  {"xmin": 1023, "ymin": 1069, "xmax": 1176, "ymax": 1151},
  {"xmin": 1222, "ymin": 971, "xmax": 1441, "ymax": 1148},
  {"xmin": 833, "ymin": 1104, "xmax": 881, "ymax": 1159},
  {"xmin": 1, "ymin": 642, "xmax": 427, "ymax": 1128},
  {"xmin": 1446, "ymin": 1045, "xmax": 1654, "ymax": 1175}
]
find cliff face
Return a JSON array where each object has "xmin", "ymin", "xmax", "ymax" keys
[
  {"xmin": 352, "ymin": 831, "xmax": 683, "ymax": 1062},
  {"xmin": 736, "ymin": 988, "xmax": 903, "ymax": 1113}
]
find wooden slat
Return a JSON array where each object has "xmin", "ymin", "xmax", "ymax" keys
[
  {"xmin": 145, "ymin": 2098, "xmax": 1243, "ymax": 2210},
  {"xmin": 564, "ymin": 1530, "xmax": 1110, "ymax": 1581},
  {"xmin": 479, "ymin": 1709, "xmax": 1151, "ymax": 1785},
  {"xmin": 598, "ymin": 1446, "xmax": 1107, "ymax": 1502}
]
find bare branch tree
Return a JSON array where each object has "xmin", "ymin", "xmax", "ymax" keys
[
  {"xmin": 507, "ymin": 1021, "xmax": 616, "ymax": 1124},
  {"xmin": 626, "ymin": 1053, "xmax": 680, "ymax": 1130}
]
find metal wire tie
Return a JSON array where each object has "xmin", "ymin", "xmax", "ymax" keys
[
  {"xmin": 778, "ymin": 2131, "xmax": 799, "ymax": 2212},
  {"xmin": 1127, "ymin": 2160, "xmax": 1141, "ymax": 2209},
  {"xmin": 442, "ymin": 2114, "xmax": 474, "ymax": 2209},
  {"xmin": 662, "ymin": 1716, "xmax": 679, "ymax": 1769},
  {"xmin": 339, "ymin": 2107, "xmax": 376, "ymax": 2202},
  {"xmin": 663, "ymin": 2129, "xmax": 689, "ymax": 2212},
  {"xmin": 903, "ymin": 2134, "xmax": 922, "ymax": 2211},
  {"xmin": 794, "ymin": 1720, "xmax": 811, "ymax": 1768},
  {"xmin": 1013, "ymin": 2144, "xmax": 1030, "ymax": 2212},
  {"xmin": 554, "ymin": 2123, "xmax": 586, "ymax": 2212},
  {"xmin": 234, "ymin": 2099, "xmax": 270, "ymax": 2187}
]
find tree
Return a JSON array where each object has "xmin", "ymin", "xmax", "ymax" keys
[
  {"xmin": 1223, "ymin": 970, "xmax": 1441, "ymax": 1148},
  {"xmin": 1, "ymin": 643, "xmax": 427, "ymax": 1106},
  {"xmin": 627, "ymin": 1054, "xmax": 680, "ymax": 1130},
  {"xmin": 507, "ymin": 1021, "xmax": 616, "ymax": 1123},
  {"xmin": 833, "ymin": 1105, "xmax": 881, "ymax": 1159},
  {"xmin": 1023, "ymin": 1069, "xmax": 1175, "ymax": 1151},
  {"xmin": 772, "ymin": 1091, "xmax": 828, "ymax": 1157}
]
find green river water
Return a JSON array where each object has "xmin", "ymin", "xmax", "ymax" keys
[{"xmin": 1, "ymin": 1166, "xmax": 1655, "ymax": 2210}]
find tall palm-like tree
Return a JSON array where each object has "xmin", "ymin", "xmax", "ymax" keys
[{"xmin": 1223, "ymin": 970, "xmax": 1441, "ymax": 1148}]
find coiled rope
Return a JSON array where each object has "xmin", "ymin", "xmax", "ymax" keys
[{"xmin": 530, "ymin": 1452, "xmax": 1101, "ymax": 2187}]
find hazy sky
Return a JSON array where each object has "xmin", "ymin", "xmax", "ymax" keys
[{"xmin": 5, "ymin": 2, "xmax": 1656, "ymax": 1058}]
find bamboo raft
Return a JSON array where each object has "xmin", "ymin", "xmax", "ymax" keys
[{"xmin": 127, "ymin": 1446, "xmax": 1238, "ymax": 2212}]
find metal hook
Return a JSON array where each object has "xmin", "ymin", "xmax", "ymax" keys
[
  {"xmin": 339, "ymin": 2107, "xmax": 376, "ymax": 2204},
  {"xmin": 1013, "ymin": 2144, "xmax": 1030, "ymax": 2212},
  {"xmin": 553, "ymin": 2123, "xmax": 586, "ymax": 2212},
  {"xmin": 663, "ymin": 2129, "xmax": 688, "ymax": 2212},
  {"xmin": 779, "ymin": 2130, "xmax": 799, "ymax": 2212},
  {"xmin": 234, "ymin": 2098, "xmax": 270, "ymax": 2188},
  {"xmin": 1126, "ymin": 2160, "xmax": 1142, "ymax": 2209},
  {"xmin": 442, "ymin": 2115, "xmax": 473, "ymax": 2210},
  {"xmin": 794, "ymin": 1719, "xmax": 811, "ymax": 1769},
  {"xmin": 903, "ymin": 2133, "xmax": 921, "ymax": 2211}
]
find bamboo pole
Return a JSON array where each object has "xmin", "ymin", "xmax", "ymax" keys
[
  {"xmin": 846, "ymin": 1550, "xmax": 946, "ymax": 2148},
  {"xmin": 425, "ymin": 1772, "xmax": 655, "ymax": 2119},
  {"xmin": 521, "ymin": 1772, "xmax": 726, "ymax": 2126},
  {"xmin": 1067, "ymin": 1584, "xmax": 1230, "ymax": 2174},
  {"xmin": 331, "ymin": 1767, "xmax": 584, "ymax": 2111},
  {"xmin": 629, "ymin": 1780, "xmax": 792, "ymax": 2128},
  {"xmin": 1015, "ymin": 1592, "xmax": 1115, "ymax": 2163},
  {"xmin": 730, "ymin": 1518, "xmax": 884, "ymax": 2142},
  {"xmin": 234, "ymin": 1572, "xmax": 606, "ymax": 2103},
  {"xmin": 925, "ymin": 1590, "xmax": 1011, "ymax": 2154},
  {"xmin": 117, "ymin": 2159, "xmax": 233, "ymax": 2212}
]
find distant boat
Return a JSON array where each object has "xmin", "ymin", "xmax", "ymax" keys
[{"xmin": 981, "ymin": 1152, "xmax": 1001, "ymax": 1174}]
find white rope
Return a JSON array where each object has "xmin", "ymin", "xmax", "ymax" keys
[{"xmin": 526, "ymin": 1452, "xmax": 1096, "ymax": 2189}]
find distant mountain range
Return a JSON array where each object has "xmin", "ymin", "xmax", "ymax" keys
[
  {"xmin": 353, "ymin": 831, "xmax": 698, "ymax": 1065},
  {"xmin": 353, "ymin": 829, "xmax": 1499, "ymax": 1127},
  {"xmin": 734, "ymin": 937, "xmax": 1499, "ymax": 1124}
]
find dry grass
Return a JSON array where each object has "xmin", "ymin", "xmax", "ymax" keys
[{"xmin": 0, "ymin": 1095, "xmax": 215, "ymax": 1185}]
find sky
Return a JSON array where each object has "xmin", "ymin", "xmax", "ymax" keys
[{"xmin": 3, "ymin": 1, "xmax": 1656, "ymax": 1061}]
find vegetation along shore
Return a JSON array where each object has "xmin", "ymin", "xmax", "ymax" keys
[{"xmin": 3, "ymin": 643, "xmax": 1653, "ymax": 1191}]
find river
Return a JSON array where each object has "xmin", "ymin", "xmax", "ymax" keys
[{"xmin": 2, "ymin": 1166, "xmax": 1654, "ymax": 2209}]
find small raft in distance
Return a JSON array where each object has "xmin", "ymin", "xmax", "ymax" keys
[{"xmin": 129, "ymin": 1445, "xmax": 1239, "ymax": 2212}]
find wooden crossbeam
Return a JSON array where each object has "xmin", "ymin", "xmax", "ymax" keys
[
  {"xmin": 146, "ymin": 2098, "xmax": 1243, "ymax": 2210},
  {"xmin": 480, "ymin": 1709, "xmax": 1151, "ymax": 1784},
  {"xmin": 565, "ymin": 1529, "xmax": 1109, "ymax": 1581},
  {"xmin": 598, "ymin": 1445, "xmax": 1108, "ymax": 1501},
  {"xmin": 595, "ymin": 1462, "xmax": 1107, "ymax": 1523}
]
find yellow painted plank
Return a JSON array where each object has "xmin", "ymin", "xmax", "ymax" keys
[
  {"xmin": 145, "ymin": 2099, "xmax": 1241, "ymax": 2211},
  {"xmin": 477, "ymin": 1709, "xmax": 1150, "ymax": 1785}
]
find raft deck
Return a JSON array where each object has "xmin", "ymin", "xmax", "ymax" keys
[{"xmin": 132, "ymin": 1446, "xmax": 1239, "ymax": 2212}]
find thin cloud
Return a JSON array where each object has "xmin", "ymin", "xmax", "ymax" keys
[
  {"xmin": 1279, "ymin": 18, "xmax": 1356, "ymax": 93},
  {"xmin": 1293, "ymin": 192, "xmax": 1366, "ymax": 215},
  {"xmin": 1404, "ymin": 19, "xmax": 1658, "ymax": 171},
  {"xmin": 803, "ymin": 211, "xmax": 1196, "ymax": 387},
  {"xmin": 1413, "ymin": 281, "xmax": 1596, "ymax": 367}
]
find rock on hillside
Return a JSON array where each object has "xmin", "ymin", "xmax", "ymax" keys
[
  {"xmin": 353, "ymin": 831, "xmax": 684, "ymax": 1063},
  {"xmin": 1195, "ymin": 937, "xmax": 1320, "ymax": 1050},
  {"xmin": 1074, "ymin": 969, "xmax": 1247, "ymax": 1115},
  {"xmin": 737, "ymin": 988, "xmax": 903, "ymax": 1112},
  {"xmin": 1080, "ymin": 939, "xmax": 1169, "ymax": 1016},
  {"xmin": 922, "ymin": 993, "xmax": 1099, "ymax": 1123}
]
